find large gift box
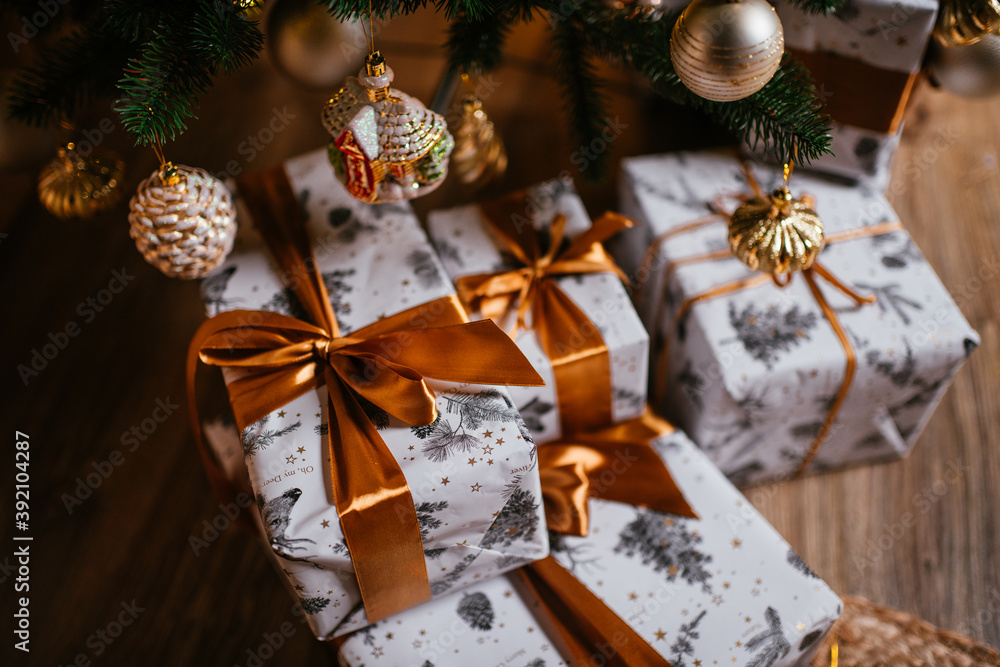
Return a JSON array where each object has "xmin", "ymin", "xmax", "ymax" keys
[
  {"xmin": 745, "ymin": 0, "xmax": 938, "ymax": 187},
  {"xmin": 337, "ymin": 419, "xmax": 843, "ymax": 666},
  {"xmin": 426, "ymin": 179, "xmax": 649, "ymax": 443},
  {"xmin": 615, "ymin": 151, "xmax": 979, "ymax": 486},
  {"xmin": 191, "ymin": 148, "xmax": 551, "ymax": 639}
]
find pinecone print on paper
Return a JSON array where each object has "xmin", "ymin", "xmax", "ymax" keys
[
  {"xmin": 300, "ymin": 596, "xmax": 330, "ymax": 615},
  {"xmin": 406, "ymin": 248, "xmax": 445, "ymax": 288},
  {"xmin": 744, "ymin": 607, "xmax": 790, "ymax": 667},
  {"xmin": 786, "ymin": 549, "xmax": 819, "ymax": 579},
  {"xmin": 240, "ymin": 415, "xmax": 302, "ymax": 459},
  {"xmin": 456, "ymin": 591, "xmax": 495, "ymax": 631},
  {"xmin": 614, "ymin": 509, "xmax": 713, "ymax": 593},
  {"xmin": 480, "ymin": 487, "xmax": 540, "ymax": 549},
  {"xmin": 670, "ymin": 609, "xmax": 707, "ymax": 667},
  {"xmin": 357, "ymin": 394, "xmax": 391, "ymax": 430},
  {"xmin": 257, "ymin": 488, "xmax": 316, "ymax": 556},
  {"xmin": 328, "ymin": 205, "xmax": 378, "ymax": 242},
  {"xmin": 201, "ymin": 266, "xmax": 241, "ymax": 315},
  {"xmin": 727, "ymin": 302, "xmax": 818, "ymax": 369}
]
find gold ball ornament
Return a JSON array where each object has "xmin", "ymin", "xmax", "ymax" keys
[
  {"xmin": 928, "ymin": 33, "xmax": 1000, "ymax": 98},
  {"xmin": 671, "ymin": 0, "xmax": 785, "ymax": 102},
  {"xmin": 128, "ymin": 163, "xmax": 237, "ymax": 279},
  {"xmin": 38, "ymin": 143, "xmax": 125, "ymax": 219},
  {"xmin": 450, "ymin": 94, "xmax": 508, "ymax": 189},
  {"xmin": 728, "ymin": 186, "xmax": 824, "ymax": 275},
  {"xmin": 934, "ymin": 0, "xmax": 1000, "ymax": 47},
  {"xmin": 322, "ymin": 51, "xmax": 454, "ymax": 203},
  {"xmin": 266, "ymin": 0, "xmax": 366, "ymax": 89}
]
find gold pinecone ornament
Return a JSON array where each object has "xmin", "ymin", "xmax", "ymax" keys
[
  {"xmin": 450, "ymin": 94, "xmax": 508, "ymax": 189},
  {"xmin": 38, "ymin": 142, "xmax": 125, "ymax": 219},
  {"xmin": 322, "ymin": 51, "xmax": 454, "ymax": 203},
  {"xmin": 128, "ymin": 163, "xmax": 237, "ymax": 279},
  {"xmin": 728, "ymin": 186, "xmax": 825, "ymax": 275},
  {"xmin": 670, "ymin": 0, "xmax": 785, "ymax": 102}
]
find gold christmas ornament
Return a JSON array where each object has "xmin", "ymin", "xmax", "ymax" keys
[
  {"xmin": 129, "ymin": 162, "xmax": 237, "ymax": 279},
  {"xmin": 266, "ymin": 0, "xmax": 366, "ymax": 89},
  {"xmin": 322, "ymin": 50, "xmax": 454, "ymax": 203},
  {"xmin": 728, "ymin": 185, "xmax": 824, "ymax": 275},
  {"xmin": 450, "ymin": 93, "xmax": 508, "ymax": 189},
  {"xmin": 934, "ymin": 0, "xmax": 1000, "ymax": 46},
  {"xmin": 671, "ymin": 0, "xmax": 785, "ymax": 102},
  {"xmin": 928, "ymin": 33, "xmax": 1000, "ymax": 98},
  {"xmin": 38, "ymin": 142, "xmax": 125, "ymax": 219}
]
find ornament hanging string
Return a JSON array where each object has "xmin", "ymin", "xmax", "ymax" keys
[{"xmin": 637, "ymin": 160, "xmax": 905, "ymax": 477}]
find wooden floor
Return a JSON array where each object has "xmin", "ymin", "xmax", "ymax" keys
[{"xmin": 1, "ymin": 11, "xmax": 997, "ymax": 666}]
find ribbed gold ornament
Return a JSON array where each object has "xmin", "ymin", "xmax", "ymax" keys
[
  {"xmin": 935, "ymin": 0, "xmax": 1000, "ymax": 46},
  {"xmin": 38, "ymin": 143, "xmax": 124, "ymax": 219},
  {"xmin": 728, "ymin": 186, "xmax": 824, "ymax": 275},
  {"xmin": 128, "ymin": 163, "xmax": 237, "ymax": 279},
  {"xmin": 450, "ymin": 94, "xmax": 507, "ymax": 189},
  {"xmin": 671, "ymin": 0, "xmax": 785, "ymax": 102}
]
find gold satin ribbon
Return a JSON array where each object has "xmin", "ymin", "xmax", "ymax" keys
[
  {"xmin": 455, "ymin": 192, "xmax": 633, "ymax": 434},
  {"xmin": 186, "ymin": 166, "xmax": 544, "ymax": 623},
  {"xmin": 516, "ymin": 411, "xmax": 698, "ymax": 667},
  {"xmin": 642, "ymin": 177, "xmax": 905, "ymax": 478}
]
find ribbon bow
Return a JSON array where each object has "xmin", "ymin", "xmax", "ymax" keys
[
  {"xmin": 454, "ymin": 193, "xmax": 633, "ymax": 433},
  {"xmin": 187, "ymin": 167, "xmax": 543, "ymax": 623},
  {"xmin": 517, "ymin": 411, "xmax": 697, "ymax": 667}
]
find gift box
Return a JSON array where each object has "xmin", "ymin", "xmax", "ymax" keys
[
  {"xmin": 191, "ymin": 148, "xmax": 550, "ymax": 639},
  {"xmin": 615, "ymin": 150, "xmax": 979, "ymax": 486},
  {"xmin": 427, "ymin": 179, "xmax": 649, "ymax": 443},
  {"xmin": 744, "ymin": 0, "xmax": 938, "ymax": 187},
  {"xmin": 336, "ymin": 419, "xmax": 843, "ymax": 666}
]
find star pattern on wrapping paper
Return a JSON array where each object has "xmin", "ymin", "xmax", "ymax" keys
[
  {"xmin": 732, "ymin": 539, "xmax": 742, "ymax": 549},
  {"xmin": 628, "ymin": 592, "xmax": 638, "ymax": 600},
  {"xmin": 441, "ymin": 477, "xmax": 450, "ymax": 486},
  {"xmin": 470, "ymin": 483, "xmax": 482, "ymax": 492},
  {"xmin": 654, "ymin": 629, "xmax": 666, "ymax": 641},
  {"xmin": 482, "ymin": 430, "xmax": 493, "ymax": 439},
  {"xmin": 482, "ymin": 445, "xmax": 493, "ymax": 454},
  {"xmin": 321, "ymin": 520, "xmax": 330, "ymax": 528},
  {"xmin": 286, "ymin": 454, "xmax": 297, "ymax": 464},
  {"xmin": 487, "ymin": 459, "xmax": 494, "ymax": 465},
  {"xmin": 495, "ymin": 438, "xmax": 504, "ymax": 446},
  {"xmin": 297, "ymin": 447, "xmax": 305, "ymax": 453},
  {"xmin": 277, "ymin": 411, "xmax": 286, "ymax": 418},
  {"xmin": 468, "ymin": 457, "xmax": 477, "ymax": 467}
]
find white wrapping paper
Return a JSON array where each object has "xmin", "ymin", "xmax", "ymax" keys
[{"xmin": 427, "ymin": 178, "xmax": 649, "ymax": 443}]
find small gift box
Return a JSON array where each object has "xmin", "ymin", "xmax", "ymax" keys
[
  {"xmin": 744, "ymin": 0, "xmax": 938, "ymax": 187},
  {"xmin": 614, "ymin": 150, "xmax": 978, "ymax": 486},
  {"xmin": 427, "ymin": 179, "xmax": 649, "ymax": 443},
  {"xmin": 336, "ymin": 414, "xmax": 842, "ymax": 666},
  {"xmin": 189, "ymin": 148, "xmax": 551, "ymax": 639}
]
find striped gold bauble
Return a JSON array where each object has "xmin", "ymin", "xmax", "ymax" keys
[
  {"xmin": 670, "ymin": 0, "xmax": 784, "ymax": 102},
  {"xmin": 128, "ymin": 163, "xmax": 237, "ymax": 279}
]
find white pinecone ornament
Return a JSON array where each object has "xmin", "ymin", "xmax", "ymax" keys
[{"xmin": 128, "ymin": 163, "xmax": 237, "ymax": 279}]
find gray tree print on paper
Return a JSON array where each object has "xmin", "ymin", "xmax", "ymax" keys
[
  {"xmin": 866, "ymin": 343, "xmax": 917, "ymax": 387},
  {"xmin": 299, "ymin": 596, "xmax": 330, "ymax": 615},
  {"xmin": 854, "ymin": 281, "xmax": 922, "ymax": 325},
  {"xmin": 201, "ymin": 266, "xmax": 241, "ymax": 314},
  {"xmin": 727, "ymin": 302, "xmax": 818, "ymax": 369},
  {"xmin": 406, "ymin": 248, "xmax": 445, "ymax": 288},
  {"xmin": 430, "ymin": 552, "xmax": 480, "ymax": 596},
  {"xmin": 786, "ymin": 549, "xmax": 819, "ymax": 579},
  {"xmin": 479, "ymin": 486, "xmax": 540, "ymax": 550},
  {"xmin": 670, "ymin": 609, "xmax": 707, "ymax": 667},
  {"xmin": 614, "ymin": 508, "xmax": 713, "ymax": 593},
  {"xmin": 328, "ymin": 206, "xmax": 377, "ymax": 242},
  {"xmin": 241, "ymin": 415, "xmax": 302, "ymax": 459},
  {"xmin": 744, "ymin": 607, "xmax": 790, "ymax": 667},
  {"xmin": 261, "ymin": 268, "xmax": 355, "ymax": 325},
  {"xmin": 412, "ymin": 390, "xmax": 521, "ymax": 462}
]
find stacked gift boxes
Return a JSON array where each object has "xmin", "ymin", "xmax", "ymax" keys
[
  {"xmin": 191, "ymin": 148, "xmax": 845, "ymax": 663},
  {"xmin": 615, "ymin": 150, "xmax": 978, "ymax": 486}
]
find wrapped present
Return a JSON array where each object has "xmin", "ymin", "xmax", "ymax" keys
[
  {"xmin": 427, "ymin": 179, "xmax": 649, "ymax": 443},
  {"xmin": 187, "ymin": 148, "xmax": 551, "ymax": 639},
  {"xmin": 337, "ymin": 413, "xmax": 843, "ymax": 666},
  {"xmin": 744, "ymin": 0, "xmax": 938, "ymax": 187},
  {"xmin": 614, "ymin": 150, "xmax": 979, "ymax": 486}
]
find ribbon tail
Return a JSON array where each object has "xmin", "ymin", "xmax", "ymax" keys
[
  {"xmin": 325, "ymin": 371, "xmax": 431, "ymax": 621},
  {"xmin": 517, "ymin": 557, "xmax": 672, "ymax": 667},
  {"xmin": 186, "ymin": 319, "xmax": 259, "ymax": 534}
]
